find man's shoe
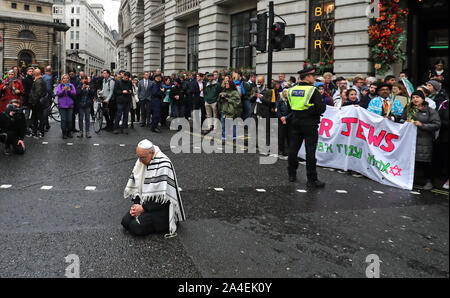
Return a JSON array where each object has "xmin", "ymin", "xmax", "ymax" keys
[
  {"xmin": 151, "ymin": 128, "xmax": 161, "ymax": 133},
  {"xmin": 307, "ymin": 180, "xmax": 325, "ymax": 189},
  {"xmin": 72, "ymin": 128, "xmax": 79, "ymax": 133},
  {"xmin": 67, "ymin": 132, "xmax": 73, "ymax": 138},
  {"xmin": 289, "ymin": 176, "xmax": 297, "ymax": 182},
  {"xmin": 86, "ymin": 132, "xmax": 91, "ymax": 138},
  {"xmin": 38, "ymin": 132, "xmax": 44, "ymax": 138},
  {"xmin": 77, "ymin": 132, "xmax": 83, "ymax": 138},
  {"xmin": 3, "ymin": 146, "xmax": 12, "ymax": 156}
]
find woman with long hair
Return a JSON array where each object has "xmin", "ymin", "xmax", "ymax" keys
[
  {"xmin": 218, "ymin": 80, "xmax": 241, "ymax": 141},
  {"xmin": 56, "ymin": 74, "xmax": 76, "ymax": 139}
]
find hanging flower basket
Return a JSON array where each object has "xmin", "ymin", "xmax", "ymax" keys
[{"xmin": 368, "ymin": 0, "xmax": 408, "ymax": 75}]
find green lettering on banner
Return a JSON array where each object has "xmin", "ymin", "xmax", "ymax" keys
[
  {"xmin": 350, "ymin": 146, "xmax": 362, "ymax": 159},
  {"xmin": 380, "ymin": 161, "xmax": 390, "ymax": 174},
  {"xmin": 326, "ymin": 144, "xmax": 333, "ymax": 153},
  {"xmin": 344, "ymin": 145, "xmax": 348, "ymax": 155},
  {"xmin": 317, "ymin": 142, "xmax": 324, "ymax": 152},
  {"xmin": 337, "ymin": 144, "xmax": 342, "ymax": 153}
]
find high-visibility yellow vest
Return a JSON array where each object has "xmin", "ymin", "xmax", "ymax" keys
[{"xmin": 287, "ymin": 85, "xmax": 316, "ymax": 111}]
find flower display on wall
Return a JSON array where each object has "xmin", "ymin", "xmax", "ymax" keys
[{"xmin": 368, "ymin": 0, "xmax": 408, "ymax": 75}]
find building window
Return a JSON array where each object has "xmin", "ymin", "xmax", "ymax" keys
[
  {"xmin": 11, "ymin": 3, "xmax": 17, "ymax": 9},
  {"xmin": 76, "ymin": 31, "xmax": 79, "ymax": 40},
  {"xmin": 71, "ymin": 19, "xmax": 74, "ymax": 26},
  {"xmin": 76, "ymin": 7, "xmax": 80, "ymax": 14},
  {"xmin": 308, "ymin": 0, "xmax": 335, "ymax": 64},
  {"xmin": 76, "ymin": 43, "xmax": 79, "ymax": 50},
  {"xmin": 18, "ymin": 30, "xmax": 36, "ymax": 40},
  {"xmin": 37, "ymin": 6, "xmax": 42, "ymax": 12},
  {"xmin": 70, "ymin": 31, "xmax": 74, "ymax": 40},
  {"xmin": 76, "ymin": 19, "xmax": 80, "ymax": 27},
  {"xmin": 187, "ymin": 26, "xmax": 199, "ymax": 72},
  {"xmin": 71, "ymin": 7, "xmax": 74, "ymax": 13},
  {"xmin": 24, "ymin": 4, "xmax": 30, "ymax": 11},
  {"xmin": 231, "ymin": 10, "xmax": 257, "ymax": 69},
  {"xmin": 71, "ymin": 43, "xmax": 74, "ymax": 50}
]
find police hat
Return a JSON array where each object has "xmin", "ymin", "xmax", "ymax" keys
[{"xmin": 297, "ymin": 67, "xmax": 316, "ymax": 76}]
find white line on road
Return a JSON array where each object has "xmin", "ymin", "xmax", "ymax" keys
[
  {"xmin": 42, "ymin": 142, "xmax": 48, "ymax": 145},
  {"xmin": 297, "ymin": 189, "xmax": 307, "ymax": 193},
  {"xmin": 85, "ymin": 186, "xmax": 96, "ymax": 191},
  {"xmin": 336, "ymin": 190, "xmax": 348, "ymax": 194},
  {"xmin": 40, "ymin": 186, "xmax": 53, "ymax": 190},
  {"xmin": 373, "ymin": 191, "xmax": 384, "ymax": 194},
  {"xmin": 410, "ymin": 191, "xmax": 421, "ymax": 195},
  {"xmin": 67, "ymin": 143, "xmax": 73, "ymax": 146},
  {"xmin": 1, "ymin": 185, "xmax": 12, "ymax": 189},
  {"xmin": 120, "ymin": 144, "xmax": 125, "ymax": 147},
  {"xmin": 214, "ymin": 188, "xmax": 224, "ymax": 192},
  {"xmin": 93, "ymin": 144, "xmax": 100, "ymax": 146},
  {"xmin": 256, "ymin": 189, "xmax": 266, "ymax": 192}
]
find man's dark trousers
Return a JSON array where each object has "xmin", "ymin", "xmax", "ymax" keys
[
  {"xmin": 114, "ymin": 103, "xmax": 130, "ymax": 129},
  {"xmin": 287, "ymin": 119, "xmax": 319, "ymax": 182},
  {"xmin": 140, "ymin": 99, "xmax": 151, "ymax": 126},
  {"xmin": 150, "ymin": 98, "xmax": 162, "ymax": 129}
]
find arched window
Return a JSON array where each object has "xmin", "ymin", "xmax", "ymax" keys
[{"xmin": 18, "ymin": 30, "xmax": 37, "ymax": 40}]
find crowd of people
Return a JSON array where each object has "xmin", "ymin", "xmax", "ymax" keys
[{"xmin": 1, "ymin": 59, "xmax": 448, "ymax": 190}]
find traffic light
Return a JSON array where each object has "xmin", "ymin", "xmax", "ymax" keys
[
  {"xmin": 270, "ymin": 22, "xmax": 296, "ymax": 51},
  {"xmin": 250, "ymin": 13, "xmax": 267, "ymax": 52}
]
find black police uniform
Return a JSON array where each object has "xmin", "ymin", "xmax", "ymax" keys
[{"xmin": 287, "ymin": 69, "xmax": 326, "ymax": 186}]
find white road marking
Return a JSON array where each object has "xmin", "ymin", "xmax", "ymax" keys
[
  {"xmin": 85, "ymin": 186, "xmax": 96, "ymax": 191},
  {"xmin": 256, "ymin": 189, "xmax": 266, "ymax": 192},
  {"xmin": 93, "ymin": 144, "xmax": 100, "ymax": 146},
  {"xmin": 336, "ymin": 190, "xmax": 348, "ymax": 194},
  {"xmin": 41, "ymin": 186, "xmax": 53, "ymax": 190},
  {"xmin": 328, "ymin": 168, "xmax": 335, "ymax": 172},
  {"xmin": 120, "ymin": 144, "xmax": 125, "ymax": 147},
  {"xmin": 67, "ymin": 143, "xmax": 73, "ymax": 146},
  {"xmin": 1, "ymin": 184, "xmax": 12, "ymax": 189},
  {"xmin": 352, "ymin": 174, "xmax": 363, "ymax": 178},
  {"xmin": 214, "ymin": 188, "xmax": 224, "ymax": 192},
  {"xmin": 410, "ymin": 191, "xmax": 421, "ymax": 195},
  {"xmin": 42, "ymin": 142, "xmax": 48, "ymax": 145},
  {"xmin": 297, "ymin": 189, "xmax": 307, "ymax": 193},
  {"xmin": 373, "ymin": 191, "xmax": 384, "ymax": 194}
]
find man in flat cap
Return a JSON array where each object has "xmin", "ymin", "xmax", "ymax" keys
[
  {"xmin": 122, "ymin": 139, "xmax": 186, "ymax": 236},
  {"xmin": 285, "ymin": 67, "xmax": 326, "ymax": 188}
]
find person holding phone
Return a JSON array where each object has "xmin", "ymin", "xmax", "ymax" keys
[{"xmin": 56, "ymin": 74, "xmax": 77, "ymax": 139}]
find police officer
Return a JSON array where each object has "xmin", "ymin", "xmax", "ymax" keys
[{"xmin": 286, "ymin": 67, "xmax": 326, "ymax": 188}]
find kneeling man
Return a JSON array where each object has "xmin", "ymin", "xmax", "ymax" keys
[{"xmin": 122, "ymin": 139, "xmax": 186, "ymax": 236}]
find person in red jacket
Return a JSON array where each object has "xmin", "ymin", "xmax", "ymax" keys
[{"xmin": 0, "ymin": 70, "xmax": 24, "ymax": 113}]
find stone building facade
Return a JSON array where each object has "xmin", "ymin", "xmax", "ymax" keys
[
  {"xmin": 117, "ymin": 0, "xmax": 449, "ymax": 83},
  {"xmin": 0, "ymin": 0, "xmax": 69, "ymax": 74},
  {"xmin": 52, "ymin": 0, "xmax": 118, "ymax": 75}
]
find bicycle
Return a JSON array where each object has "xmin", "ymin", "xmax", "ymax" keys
[
  {"xmin": 49, "ymin": 95, "xmax": 61, "ymax": 122},
  {"xmin": 93, "ymin": 98, "xmax": 107, "ymax": 133}
]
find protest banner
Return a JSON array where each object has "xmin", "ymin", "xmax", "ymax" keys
[{"xmin": 299, "ymin": 106, "xmax": 417, "ymax": 190}]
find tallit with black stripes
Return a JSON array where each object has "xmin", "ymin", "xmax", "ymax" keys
[{"xmin": 124, "ymin": 145, "xmax": 186, "ymax": 235}]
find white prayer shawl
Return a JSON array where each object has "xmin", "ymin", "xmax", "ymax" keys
[{"xmin": 124, "ymin": 146, "xmax": 186, "ymax": 235}]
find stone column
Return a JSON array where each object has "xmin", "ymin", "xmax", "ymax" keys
[
  {"xmin": 333, "ymin": 0, "xmax": 371, "ymax": 77},
  {"xmin": 131, "ymin": 36, "xmax": 144, "ymax": 74},
  {"xmin": 143, "ymin": 0, "xmax": 163, "ymax": 72},
  {"xmin": 198, "ymin": 0, "xmax": 229, "ymax": 73},
  {"xmin": 163, "ymin": 0, "xmax": 187, "ymax": 74}
]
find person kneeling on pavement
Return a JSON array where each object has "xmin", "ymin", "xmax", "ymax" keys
[
  {"xmin": 122, "ymin": 139, "xmax": 186, "ymax": 236},
  {"xmin": 0, "ymin": 100, "xmax": 26, "ymax": 155}
]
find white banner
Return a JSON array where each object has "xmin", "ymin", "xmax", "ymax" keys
[{"xmin": 299, "ymin": 106, "xmax": 417, "ymax": 190}]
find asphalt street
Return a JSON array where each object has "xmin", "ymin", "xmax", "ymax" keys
[{"xmin": 0, "ymin": 119, "xmax": 448, "ymax": 278}]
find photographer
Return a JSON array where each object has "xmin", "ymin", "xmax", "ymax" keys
[
  {"xmin": 1, "ymin": 70, "xmax": 24, "ymax": 113},
  {"xmin": 0, "ymin": 100, "xmax": 26, "ymax": 155}
]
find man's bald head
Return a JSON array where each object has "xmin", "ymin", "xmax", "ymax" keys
[
  {"xmin": 257, "ymin": 76, "xmax": 265, "ymax": 85},
  {"xmin": 33, "ymin": 69, "xmax": 42, "ymax": 77}
]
